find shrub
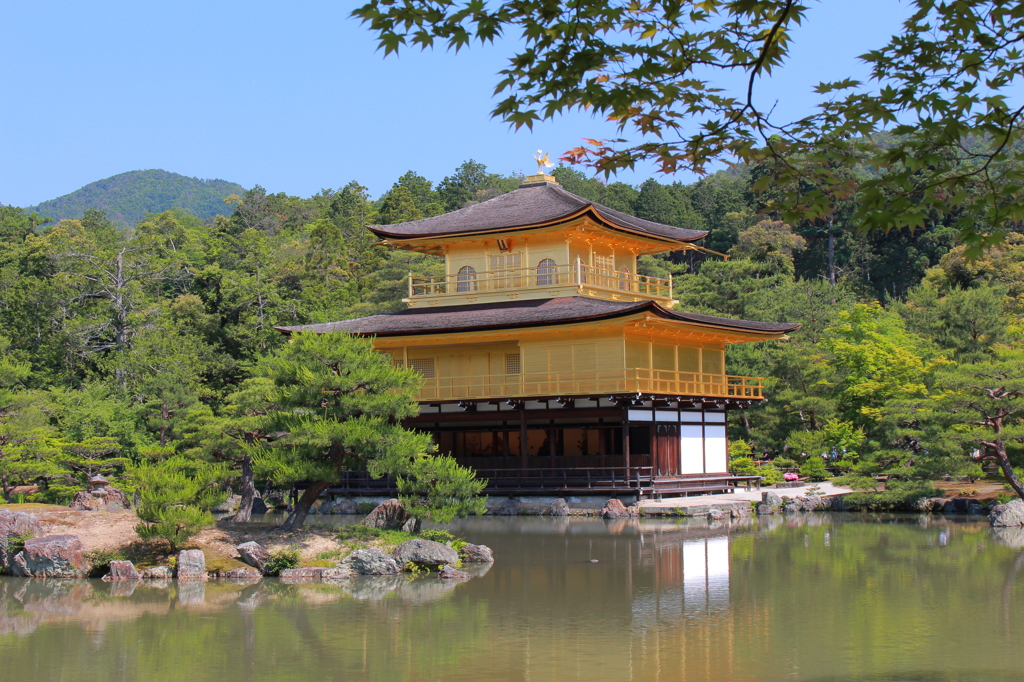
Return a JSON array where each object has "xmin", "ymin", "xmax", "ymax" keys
[
  {"xmin": 131, "ymin": 456, "xmax": 227, "ymax": 551},
  {"xmin": 758, "ymin": 464, "xmax": 783, "ymax": 485},
  {"xmin": 845, "ymin": 481, "xmax": 943, "ymax": 511},
  {"xmin": 729, "ymin": 456, "xmax": 757, "ymax": 476},
  {"xmin": 135, "ymin": 506, "xmax": 214, "ymax": 552},
  {"xmin": 773, "ymin": 457, "xmax": 799, "ymax": 470},
  {"xmin": 800, "ymin": 457, "xmax": 830, "ymax": 482},
  {"xmin": 264, "ymin": 549, "xmax": 300, "ymax": 576}
]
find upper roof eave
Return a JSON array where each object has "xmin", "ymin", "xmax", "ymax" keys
[{"xmin": 366, "ymin": 183, "xmax": 707, "ymax": 244}]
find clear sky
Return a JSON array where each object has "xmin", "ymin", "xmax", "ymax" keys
[{"xmin": 1, "ymin": 1, "xmax": 912, "ymax": 207}]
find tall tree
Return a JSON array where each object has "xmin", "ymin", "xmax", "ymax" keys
[{"xmin": 250, "ymin": 332, "xmax": 485, "ymax": 530}]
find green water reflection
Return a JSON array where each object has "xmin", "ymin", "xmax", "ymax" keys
[{"xmin": 3, "ymin": 514, "xmax": 1024, "ymax": 682}]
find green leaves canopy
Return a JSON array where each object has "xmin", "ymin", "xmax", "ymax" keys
[{"xmin": 354, "ymin": 0, "xmax": 1024, "ymax": 250}]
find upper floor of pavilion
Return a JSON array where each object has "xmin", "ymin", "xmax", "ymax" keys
[{"xmin": 368, "ymin": 173, "xmax": 715, "ymax": 309}]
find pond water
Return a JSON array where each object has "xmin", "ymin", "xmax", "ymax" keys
[{"xmin": 3, "ymin": 513, "xmax": 1024, "ymax": 682}]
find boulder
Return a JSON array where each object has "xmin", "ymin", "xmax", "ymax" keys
[
  {"xmin": 601, "ymin": 499, "xmax": 635, "ymax": 519},
  {"xmin": 967, "ymin": 503, "xmax": 986, "ymax": 516},
  {"xmin": 141, "ymin": 566, "xmax": 173, "ymax": 580},
  {"xmin": 341, "ymin": 548, "xmax": 401, "ymax": 576},
  {"xmin": 279, "ymin": 567, "xmax": 328, "ymax": 583},
  {"xmin": 315, "ymin": 500, "xmax": 336, "ymax": 515},
  {"xmin": 799, "ymin": 495, "xmax": 825, "ymax": 512},
  {"xmin": 362, "ymin": 499, "xmax": 417, "ymax": 532},
  {"xmin": 549, "ymin": 498, "xmax": 570, "ymax": 517},
  {"xmin": 990, "ymin": 499, "xmax": 1024, "ymax": 527},
  {"xmin": 334, "ymin": 498, "xmax": 359, "ymax": 515},
  {"xmin": 11, "ymin": 535, "xmax": 89, "ymax": 578},
  {"xmin": 236, "ymin": 541, "xmax": 270, "ymax": 573},
  {"xmin": 68, "ymin": 486, "xmax": 131, "ymax": 512},
  {"xmin": 783, "ymin": 503, "xmax": 799, "ymax": 514},
  {"xmin": 104, "ymin": 560, "xmax": 140, "ymax": 581},
  {"xmin": 755, "ymin": 503, "xmax": 775, "ymax": 515},
  {"xmin": 460, "ymin": 543, "xmax": 494, "ymax": 563},
  {"xmin": 831, "ymin": 495, "xmax": 852, "ymax": 511},
  {"xmin": 762, "ymin": 491, "xmax": 783, "ymax": 508},
  {"xmin": 212, "ymin": 494, "xmax": 241, "ymax": 514},
  {"xmin": 0, "ymin": 509, "xmax": 45, "ymax": 571},
  {"xmin": 176, "ymin": 549, "xmax": 207, "ymax": 580},
  {"xmin": 321, "ymin": 567, "xmax": 353, "ymax": 583},
  {"xmin": 222, "ymin": 567, "xmax": 262, "ymax": 582},
  {"xmin": 707, "ymin": 508, "xmax": 724, "ymax": 520},
  {"xmin": 392, "ymin": 539, "xmax": 459, "ymax": 569},
  {"xmin": 943, "ymin": 500, "xmax": 957, "ymax": 514},
  {"xmin": 496, "ymin": 498, "xmax": 522, "ymax": 516},
  {"xmin": 953, "ymin": 497, "xmax": 974, "ymax": 514},
  {"xmin": 250, "ymin": 498, "xmax": 269, "ymax": 515},
  {"xmin": 438, "ymin": 565, "xmax": 470, "ymax": 581}
]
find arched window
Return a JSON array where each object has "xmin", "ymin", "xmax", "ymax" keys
[
  {"xmin": 618, "ymin": 267, "xmax": 630, "ymax": 291},
  {"xmin": 456, "ymin": 265, "xmax": 477, "ymax": 292},
  {"xmin": 536, "ymin": 258, "xmax": 558, "ymax": 286}
]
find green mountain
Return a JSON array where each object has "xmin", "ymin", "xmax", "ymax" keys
[{"xmin": 27, "ymin": 169, "xmax": 246, "ymax": 226}]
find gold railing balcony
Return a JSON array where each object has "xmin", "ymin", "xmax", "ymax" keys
[
  {"xmin": 414, "ymin": 368, "xmax": 763, "ymax": 402},
  {"xmin": 407, "ymin": 263, "xmax": 673, "ymax": 303}
]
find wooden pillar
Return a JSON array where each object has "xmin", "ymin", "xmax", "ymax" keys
[
  {"xmin": 622, "ymin": 419, "xmax": 631, "ymax": 470},
  {"xmin": 548, "ymin": 426, "xmax": 556, "ymax": 467},
  {"xmin": 598, "ymin": 427, "xmax": 607, "ymax": 469},
  {"xmin": 519, "ymin": 409, "xmax": 528, "ymax": 470}
]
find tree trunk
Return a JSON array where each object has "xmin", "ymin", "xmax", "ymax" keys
[
  {"xmin": 226, "ymin": 455, "xmax": 257, "ymax": 523},
  {"xmin": 1, "ymin": 473, "xmax": 11, "ymax": 503},
  {"xmin": 996, "ymin": 447, "xmax": 1024, "ymax": 501},
  {"xmin": 280, "ymin": 480, "xmax": 331, "ymax": 531}
]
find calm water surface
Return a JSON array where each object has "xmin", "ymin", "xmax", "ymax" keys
[{"xmin": 3, "ymin": 513, "xmax": 1024, "ymax": 682}]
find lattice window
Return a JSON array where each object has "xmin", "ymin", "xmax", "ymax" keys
[
  {"xmin": 489, "ymin": 253, "xmax": 522, "ymax": 289},
  {"xmin": 505, "ymin": 352, "xmax": 521, "ymax": 375},
  {"xmin": 536, "ymin": 258, "xmax": 558, "ymax": 286},
  {"xmin": 594, "ymin": 254, "xmax": 614, "ymax": 288},
  {"xmin": 408, "ymin": 357, "xmax": 436, "ymax": 379},
  {"xmin": 456, "ymin": 265, "xmax": 477, "ymax": 292}
]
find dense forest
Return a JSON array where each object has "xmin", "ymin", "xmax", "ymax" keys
[
  {"xmin": 25, "ymin": 170, "xmax": 245, "ymax": 227},
  {"xmin": 2, "ymin": 158, "xmax": 1023, "ymax": 510}
]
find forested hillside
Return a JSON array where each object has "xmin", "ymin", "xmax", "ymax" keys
[
  {"xmin": 1, "ymin": 157, "xmax": 1022, "ymax": 508},
  {"xmin": 24, "ymin": 169, "xmax": 244, "ymax": 227}
]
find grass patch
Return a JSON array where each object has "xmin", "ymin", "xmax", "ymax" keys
[
  {"xmin": 0, "ymin": 503, "xmax": 68, "ymax": 512},
  {"xmin": 336, "ymin": 525, "xmax": 417, "ymax": 551},
  {"xmin": 264, "ymin": 549, "xmax": 300, "ymax": 576}
]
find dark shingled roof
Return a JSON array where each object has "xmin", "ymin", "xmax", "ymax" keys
[
  {"xmin": 275, "ymin": 297, "xmax": 800, "ymax": 337},
  {"xmin": 368, "ymin": 183, "xmax": 707, "ymax": 243}
]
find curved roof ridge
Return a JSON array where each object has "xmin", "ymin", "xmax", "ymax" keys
[
  {"xmin": 368, "ymin": 183, "xmax": 707, "ymax": 243},
  {"xmin": 275, "ymin": 297, "xmax": 800, "ymax": 337}
]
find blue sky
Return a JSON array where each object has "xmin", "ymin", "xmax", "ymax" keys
[{"xmin": 1, "ymin": 1, "xmax": 912, "ymax": 207}]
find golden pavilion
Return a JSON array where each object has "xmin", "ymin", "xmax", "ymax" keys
[{"xmin": 277, "ymin": 170, "xmax": 798, "ymax": 499}]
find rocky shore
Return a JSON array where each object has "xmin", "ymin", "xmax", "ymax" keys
[{"xmin": 0, "ymin": 500, "xmax": 492, "ymax": 585}]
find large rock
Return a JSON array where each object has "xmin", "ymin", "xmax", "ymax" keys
[
  {"xmin": 11, "ymin": 535, "xmax": 89, "ymax": 578},
  {"xmin": 952, "ymin": 497, "xmax": 974, "ymax": 514},
  {"xmin": 334, "ymin": 498, "xmax": 359, "ymax": 515},
  {"xmin": 549, "ymin": 498, "xmax": 570, "ymax": 516},
  {"xmin": 438, "ymin": 565, "xmax": 470, "ymax": 581},
  {"xmin": 250, "ymin": 498, "xmax": 269, "ymax": 515},
  {"xmin": 212, "ymin": 494, "xmax": 241, "ymax": 514},
  {"xmin": 762, "ymin": 491, "xmax": 783, "ymax": 508},
  {"xmin": 496, "ymin": 498, "xmax": 522, "ymax": 516},
  {"xmin": 236, "ymin": 541, "xmax": 270, "ymax": 573},
  {"xmin": 460, "ymin": 543, "xmax": 494, "ymax": 563},
  {"xmin": 176, "ymin": 549, "xmax": 207, "ymax": 580},
  {"xmin": 0, "ymin": 509, "xmax": 45, "ymax": 571},
  {"xmin": 341, "ymin": 548, "xmax": 401, "ymax": 576},
  {"xmin": 68, "ymin": 486, "xmax": 131, "ymax": 511},
  {"xmin": 104, "ymin": 560, "xmax": 141, "ymax": 581},
  {"xmin": 222, "ymin": 567, "xmax": 262, "ymax": 582},
  {"xmin": 141, "ymin": 566, "xmax": 173, "ymax": 580},
  {"xmin": 362, "ymin": 499, "xmax": 417, "ymax": 532},
  {"xmin": 990, "ymin": 499, "xmax": 1024, "ymax": 527},
  {"xmin": 392, "ymin": 539, "xmax": 459, "ymax": 569},
  {"xmin": 601, "ymin": 499, "xmax": 636, "ymax": 519}
]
